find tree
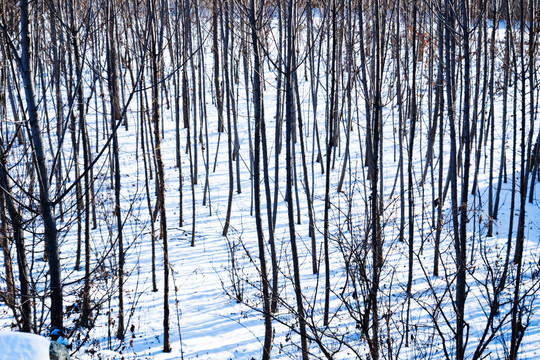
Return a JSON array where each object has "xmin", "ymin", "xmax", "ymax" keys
[
  {"xmin": 249, "ymin": 1, "xmax": 273, "ymax": 357},
  {"xmin": 19, "ymin": 0, "xmax": 63, "ymax": 333},
  {"xmin": 284, "ymin": 0, "xmax": 309, "ymax": 357},
  {"xmin": 148, "ymin": 0, "xmax": 171, "ymax": 351}
]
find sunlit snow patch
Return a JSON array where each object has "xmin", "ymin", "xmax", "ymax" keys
[{"xmin": 0, "ymin": 332, "xmax": 50, "ymax": 360}]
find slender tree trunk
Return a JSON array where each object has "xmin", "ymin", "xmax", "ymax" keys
[
  {"xmin": 19, "ymin": 0, "xmax": 63, "ymax": 332},
  {"xmin": 149, "ymin": 0, "xmax": 171, "ymax": 350},
  {"xmin": 222, "ymin": 2, "xmax": 234, "ymax": 237},
  {"xmin": 510, "ymin": 1, "xmax": 533, "ymax": 356},
  {"xmin": 106, "ymin": 0, "xmax": 125, "ymax": 340},
  {"xmin": 487, "ymin": 12, "xmax": 498, "ymax": 237},
  {"xmin": 285, "ymin": 0, "xmax": 308, "ymax": 357},
  {"xmin": 272, "ymin": 0, "xmax": 283, "ymax": 231},
  {"xmin": 457, "ymin": 0, "xmax": 472, "ymax": 354},
  {"xmin": 368, "ymin": 1, "xmax": 382, "ymax": 358},
  {"xmin": 213, "ymin": 0, "xmax": 224, "ymax": 133},
  {"xmin": 323, "ymin": 0, "xmax": 339, "ymax": 326},
  {"xmin": 71, "ymin": 10, "xmax": 93, "ymax": 326},
  {"xmin": 434, "ymin": 10, "xmax": 445, "ymax": 276},
  {"xmin": 249, "ymin": 2, "xmax": 273, "ymax": 357},
  {"xmin": 259, "ymin": 53, "xmax": 279, "ymax": 314},
  {"xmin": 493, "ymin": 0, "xmax": 513, "ymax": 221},
  {"xmin": 0, "ymin": 146, "xmax": 32, "ymax": 333},
  {"xmin": 405, "ymin": 0, "xmax": 418, "ymax": 345},
  {"xmin": 0, "ymin": 194, "xmax": 15, "ymax": 316}
]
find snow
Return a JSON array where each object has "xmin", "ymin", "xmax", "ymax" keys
[{"xmin": 0, "ymin": 332, "xmax": 50, "ymax": 360}]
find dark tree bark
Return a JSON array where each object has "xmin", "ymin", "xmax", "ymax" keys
[
  {"xmin": 323, "ymin": 0, "xmax": 340, "ymax": 326},
  {"xmin": 493, "ymin": 0, "xmax": 513, "ymax": 222},
  {"xmin": 367, "ymin": 1, "xmax": 383, "ymax": 358},
  {"xmin": 285, "ymin": 0, "xmax": 308, "ymax": 357},
  {"xmin": 0, "ymin": 144, "xmax": 32, "ymax": 333},
  {"xmin": 456, "ymin": 0, "xmax": 472, "ymax": 356},
  {"xmin": 249, "ymin": 1, "xmax": 273, "ymax": 357},
  {"xmin": 434, "ymin": 10, "xmax": 445, "ymax": 277},
  {"xmin": 19, "ymin": 0, "xmax": 63, "ymax": 332},
  {"xmin": 510, "ymin": 0, "xmax": 533, "ymax": 357},
  {"xmin": 106, "ymin": 0, "xmax": 125, "ymax": 340},
  {"xmin": 0, "ymin": 193, "xmax": 15, "ymax": 317},
  {"xmin": 213, "ymin": 0, "xmax": 224, "ymax": 133},
  {"xmin": 149, "ymin": 0, "xmax": 171, "ymax": 351},
  {"xmin": 222, "ymin": 2, "xmax": 234, "ymax": 237}
]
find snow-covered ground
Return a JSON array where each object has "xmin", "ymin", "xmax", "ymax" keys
[{"xmin": 0, "ymin": 332, "xmax": 49, "ymax": 360}]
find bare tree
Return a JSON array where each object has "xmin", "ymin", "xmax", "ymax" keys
[{"xmin": 19, "ymin": 0, "xmax": 63, "ymax": 332}]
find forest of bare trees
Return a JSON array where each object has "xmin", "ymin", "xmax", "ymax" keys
[{"xmin": 1, "ymin": 0, "xmax": 540, "ymax": 358}]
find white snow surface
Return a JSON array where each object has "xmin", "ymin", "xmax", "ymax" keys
[{"xmin": 0, "ymin": 332, "xmax": 50, "ymax": 360}]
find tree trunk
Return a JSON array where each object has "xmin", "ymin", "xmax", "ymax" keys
[
  {"xmin": 249, "ymin": 2, "xmax": 273, "ymax": 357},
  {"xmin": 0, "ymin": 146, "xmax": 32, "ymax": 333},
  {"xmin": 19, "ymin": 0, "xmax": 63, "ymax": 332},
  {"xmin": 285, "ymin": 0, "xmax": 308, "ymax": 357}
]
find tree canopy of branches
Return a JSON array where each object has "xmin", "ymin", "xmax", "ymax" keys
[{"xmin": 0, "ymin": 0, "xmax": 540, "ymax": 359}]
